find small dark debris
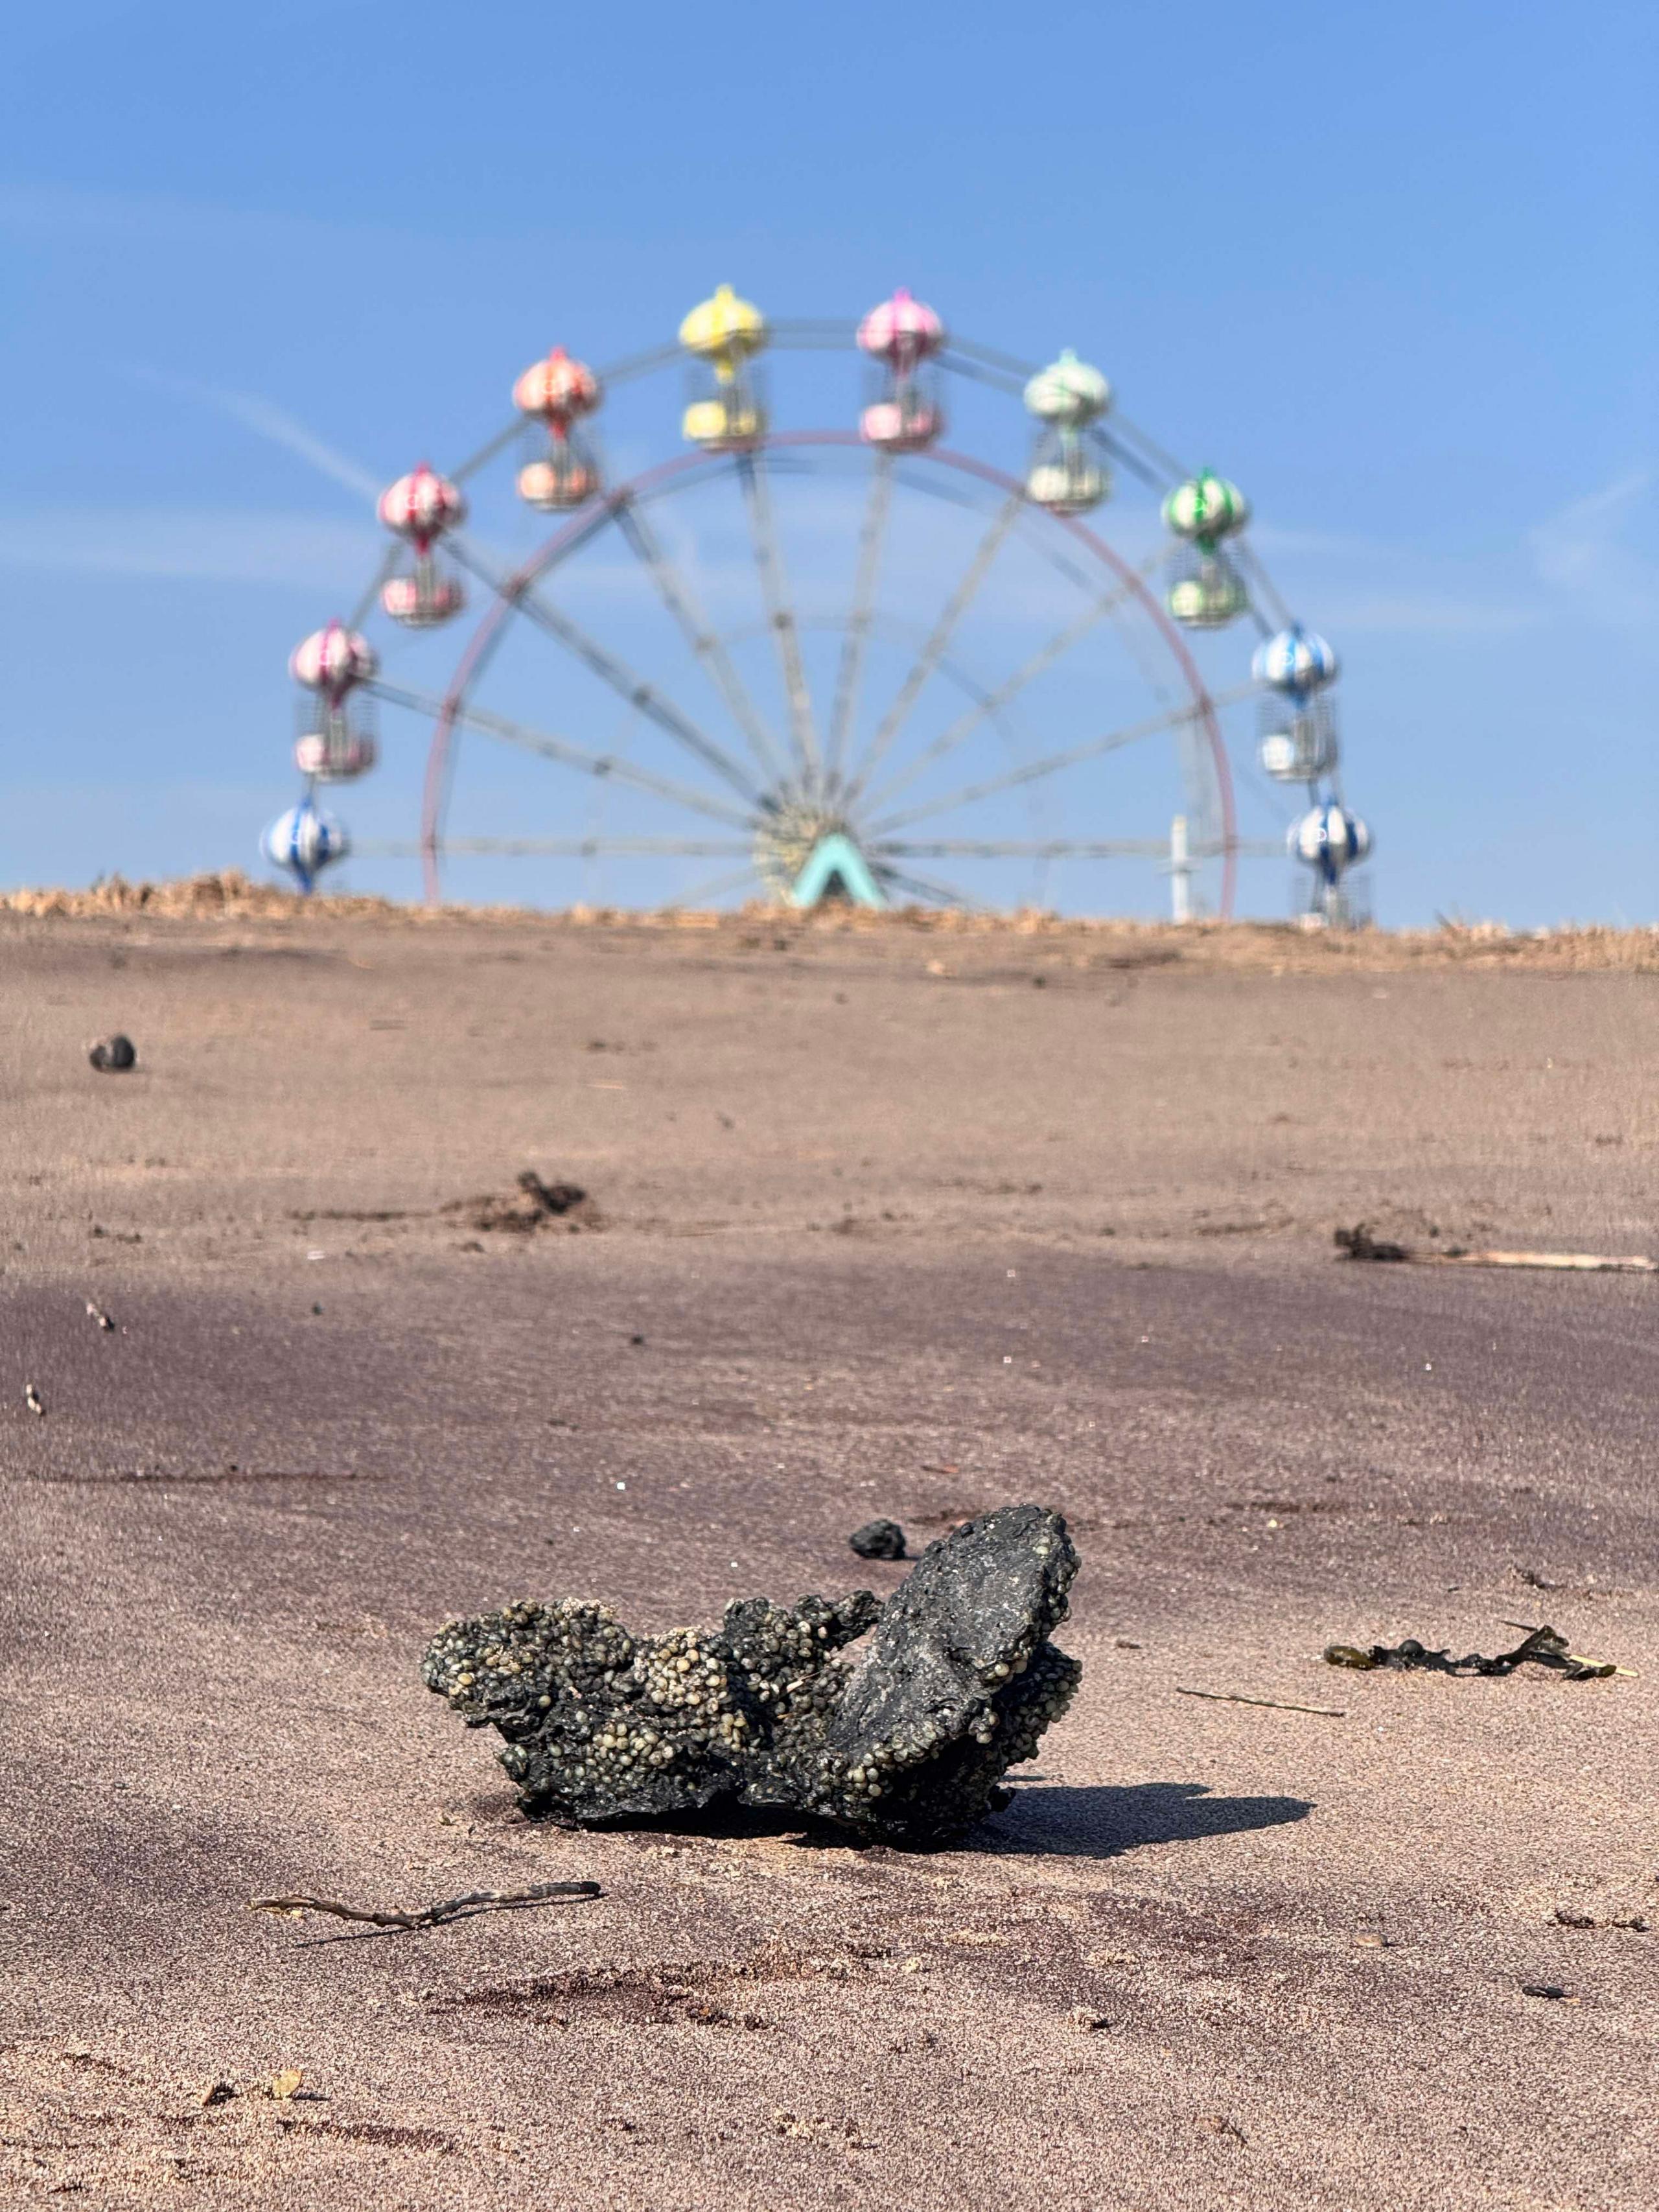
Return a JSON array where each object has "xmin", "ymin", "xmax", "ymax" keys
[
  {"xmin": 1514, "ymin": 1566, "xmax": 1561, "ymax": 1590},
  {"xmin": 1324, "ymin": 1624, "xmax": 1617, "ymax": 1681},
  {"xmin": 521, "ymin": 1173, "xmax": 588, "ymax": 1213},
  {"xmin": 448, "ymin": 1171, "xmax": 596, "ymax": 1235},
  {"xmin": 88, "ymin": 1033, "xmax": 137, "ymax": 1073},
  {"xmin": 1521, "ymin": 1983, "xmax": 1571, "ymax": 2001},
  {"xmin": 290, "ymin": 1207, "xmax": 411, "ymax": 1224},
  {"xmin": 1553, "ymin": 1907, "xmax": 1649, "ymax": 1931},
  {"xmin": 1334, "ymin": 1223, "xmax": 1409, "ymax": 1263},
  {"xmin": 311, "ymin": 1303, "xmax": 324, "ymax": 1316},
  {"xmin": 1196, "ymin": 2113, "xmax": 1248, "ymax": 2145},
  {"xmin": 849, "ymin": 1518, "xmax": 907, "ymax": 1561},
  {"xmin": 629, "ymin": 1333, "xmax": 646, "ymax": 1347}
]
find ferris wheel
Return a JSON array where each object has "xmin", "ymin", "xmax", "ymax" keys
[{"xmin": 265, "ymin": 286, "xmax": 1371, "ymax": 922}]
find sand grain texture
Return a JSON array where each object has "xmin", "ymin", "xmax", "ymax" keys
[{"xmin": 2, "ymin": 903, "xmax": 1655, "ymax": 2209}]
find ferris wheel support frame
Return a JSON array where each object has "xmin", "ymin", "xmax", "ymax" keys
[{"xmin": 415, "ymin": 431, "xmax": 1238, "ymax": 914}]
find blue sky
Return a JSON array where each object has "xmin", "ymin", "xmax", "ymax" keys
[{"xmin": 1, "ymin": 0, "xmax": 1653, "ymax": 924}]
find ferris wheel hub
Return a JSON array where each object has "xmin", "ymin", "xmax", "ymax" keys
[{"xmin": 754, "ymin": 800, "xmax": 859, "ymax": 892}]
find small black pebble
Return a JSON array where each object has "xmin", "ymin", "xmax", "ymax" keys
[
  {"xmin": 630, "ymin": 1333, "xmax": 646, "ymax": 1346},
  {"xmin": 312, "ymin": 1303, "xmax": 324, "ymax": 1316},
  {"xmin": 850, "ymin": 1517, "xmax": 907, "ymax": 1561},
  {"xmin": 89, "ymin": 1034, "xmax": 137, "ymax": 1073},
  {"xmin": 1522, "ymin": 1983, "xmax": 1569, "ymax": 2000}
]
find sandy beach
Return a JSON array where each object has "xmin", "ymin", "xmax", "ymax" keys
[{"xmin": 3, "ymin": 893, "xmax": 1656, "ymax": 2209}]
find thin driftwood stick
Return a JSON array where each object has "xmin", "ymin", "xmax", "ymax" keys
[
  {"xmin": 1336, "ymin": 1226, "xmax": 1654, "ymax": 1274},
  {"xmin": 249, "ymin": 1881, "xmax": 600, "ymax": 1935},
  {"xmin": 1433, "ymin": 1250, "xmax": 1656, "ymax": 1274},
  {"xmin": 1495, "ymin": 1624, "xmax": 1640, "ymax": 1677},
  {"xmin": 1176, "ymin": 1686, "xmax": 1346, "ymax": 1717}
]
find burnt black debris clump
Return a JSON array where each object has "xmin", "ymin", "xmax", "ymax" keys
[
  {"xmin": 445, "ymin": 1170, "xmax": 597, "ymax": 1233},
  {"xmin": 88, "ymin": 1034, "xmax": 137, "ymax": 1072},
  {"xmin": 424, "ymin": 1504, "xmax": 1080, "ymax": 1847},
  {"xmin": 849, "ymin": 1517, "xmax": 907, "ymax": 1561},
  {"xmin": 1325, "ymin": 1624, "xmax": 1616, "ymax": 1680}
]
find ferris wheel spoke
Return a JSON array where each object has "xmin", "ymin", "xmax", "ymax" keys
[
  {"xmin": 367, "ymin": 678, "xmax": 757, "ymax": 831},
  {"xmin": 875, "ymin": 864, "xmax": 981, "ymax": 911},
  {"xmin": 840, "ymin": 491, "xmax": 1023, "ymax": 808},
  {"xmin": 1085, "ymin": 427, "xmax": 1167, "ymax": 494},
  {"xmin": 1224, "ymin": 537, "xmax": 1293, "ymax": 633},
  {"xmin": 444, "ymin": 537, "xmax": 763, "ymax": 805},
  {"xmin": 866, "ymin": 680, "xmax": 1261, "ymax": 839},
  {"xmin": 859, "ymin": 548, "xmax": 1166, "ymax": 815},
  {"xmin": 668, "ymin": 861, "xmax": 764, "ymax": 909},
  {"xmin": 735, "ymin": 452, "xmax": 821, "ymax": 786},
  {"xmin": 349, "ymin": 544, "xmax": 404, "ymax": 633},
  {"xmin": 1096, "ymin": 410, "xmax": 1191, "ymax": 486},
  {"xmin": 938, "ymin": 338, "xmax": 1036, "ymax": 396},
  {"xmin": 445, "ymin": 345, "xmax": 712, "ymax": 483},
  {"xmin": 877, "ymin": 839, "xmax": 1172, "ymax": 859},
  {"xmin": 610, "ymin": 500, "xmax": 786, "ymax": 785},
  {"xmin": 357, "ymin": 835, "xmax": 752, "ymax": 858},
  {"xmin": 450, "ymin": 418, "xmax": 527, "ymax": 487},
  {"xmin": 936, "ymin": 354, "xmax": 1025, "ymax": 398},
  {"xmin": 823, "ymin": 451, "xmax": 894, "ymax": 794},
  {"xmin": 430, "ymin": 836, "xmax": 750, "ymax": 857}
]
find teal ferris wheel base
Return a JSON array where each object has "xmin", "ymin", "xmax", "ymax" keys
[{"xmin": 787, "ymin": 833, "xmax": 886, "ymax": 911}]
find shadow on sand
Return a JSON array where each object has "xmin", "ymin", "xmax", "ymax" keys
[
  {"xmin": 470, "ymin": 1782, "xmax": 1313, "ymax": 1861},
  {"xmin": 977, "ymin": 1780, "xmax": 1314, "ymax": 1860}
]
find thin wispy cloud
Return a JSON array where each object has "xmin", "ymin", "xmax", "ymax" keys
[
  {"xmin": 1303, "ymin": 592, "xmax": 1535, "ymax": 637},
  {"xmin": 134, "ymin": 369, "xmax": 384, "ymax": 504},
  {"xmin": 1527, "ymin": 470, "xmax": 1656, "ymax": 627},
  {"xmin": 1255, "ymin": 520, "xmax": 1539, "ymax": 636},
  {"xmin": 0, "ymin": 180, "xmax": 387, "ymax": 253},
  {"xmin": 0, "ymin": 507, "xmax": 376, "ymax": 590}
]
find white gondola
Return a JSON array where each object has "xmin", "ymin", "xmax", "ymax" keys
[
  {"xmin": 1168, "ymin": 560, "xmax": 1248, "ymax": 628},
  {"xmin": 1253, "ymin": 624, "xmax": 1338, "ymax": 695},
  {"xmin": 262, "ymin": 798, "xmax": 348, "ymax": 892},
  {"xmin": 378, "ymin": 464, "xmax": 467, "ymax": 544},
  {"xmin": 380, "ymin": 572, "xmax": 466, "ymax": 627},
  {"xmin": 860, "ymin": 397, "xmax": 943, "ymax": 453},
  {"xmin": 513, "ymin": 347, "xmax": 603, "ymax": 509},
  {"xmin": 1024, "ymin": 349, "xmax": 1110, "ymax": 515},
  {"xmin": 289, "ymin": 622, "xmax": 377, "ymax": 697},
  {"xmin": 1259, "ymin": 708, "xmax": 1339, "ymax": 783},
  {"xmin": 1025, "ymin": 457, "xmax": 1108, "ymax": 515},
  {"xmin": 1023, "ymin": 348, "xmax": 1110, "ymax": 428},
  {"xmin": 296, "ymin": 729, "xmax": 377, "ymax": 783},
  {"xmin": 856, "ymin": 290, "xmax": 946, "ymax": 456},
  {"xmin": 378, "ymin": 467, "xmax": 467, "ymax": 629},
  {"xmin": 516, "ymin": 455, "xmax": 598, "ymax": 511},
  {"xmin": 1290, "ymin": 801, "xmax": 1371, "ymax": 877}
]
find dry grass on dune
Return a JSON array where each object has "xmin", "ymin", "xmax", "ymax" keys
[{"xmin": 3, "ymin": 867, "xmax": 1657, "ymax": 972}]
